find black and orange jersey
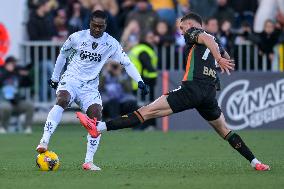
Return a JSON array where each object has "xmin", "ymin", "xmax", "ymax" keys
[{"xmin": 182, "ymin": 27, "xmax": 224, "ymax": 86}]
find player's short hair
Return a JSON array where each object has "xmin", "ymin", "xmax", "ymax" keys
[
  {"xmin": 90, "ymin": 10, "xmax": 108, "ymax": 22},
  {"xmin": 181, "ymin": 12, "xmax": 203, "ymax": 26}
]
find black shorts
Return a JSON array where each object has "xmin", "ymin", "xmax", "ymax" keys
[{"xmin": 166, "ymin": 81, "xmax": 221, "ymax": 121}]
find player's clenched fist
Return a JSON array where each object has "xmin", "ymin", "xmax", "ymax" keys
[{"xmin": 138, "ymin": 81, "xmax": 149, "ymax": 96}]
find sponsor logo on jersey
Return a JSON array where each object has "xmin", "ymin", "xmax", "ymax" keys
[
  {"xmin": 203, "ymin": 66, "xmax": 216, "ymax": 78},
  {"xmin": 80, "ymin": 50, "xmax": 102, "ymax": 62}
]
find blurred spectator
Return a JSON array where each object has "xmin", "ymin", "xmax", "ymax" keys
[
  {"xmin": 125, "ymin": 0, "xmax": 159, "ymax": 34},
  {"xmin": 176, "ymin": 0, "xmax": 190, "ymax": 17},
  {"xmin": 228, "ymin": 0, "xmax": 258, "ymax": 28},
  {"xmin": 128, "ymin": 31, "xmax": 158, "ymax": 129},
  {"xmin": 100, "ymin": 0, "xmax": 119, "ymax": 17},
  {"xmin": 235, "ymin": 21, "xmax": 257, "ymax": 44},
  {"xmin": 189, "ymin": 0, "xmax": 217, "ymax": 19},
  {"xmin": 129, "ymin": 31, "xmax": 158, "ymax": 101},
  {"xmin": 276, "ymin": 11, "xmax": 284, "ymax": 27},
  {"xmin": 149, "ymin": 0, "xmax": 176, "ymax": 26},
  {"xmin": 205, "ymin": 17, "xmax": 219, "ymax": 36},
  {"xmin": 67, "ymin": 0, "xmax": 84, "ymax": 34},
  {"xmin": 213, "ymin": 0, "xmax": 234, "ymax": 27},
  {"xmin": 276, "ymin": 14, "xmax": 284, "ymax": 52},
  {"xmin": 48, "ymin": 0, "xmax": 60, "ymax": 10},
  {"xmin": 100, "ymin": 62, "xmax": 138, "ymax": 119},
  {"xmin": 219, "ymin": 20, "xmax": 235, "ymax": 56},
  {"xmin": 154, "ymin": 20, "xmax": 175, "ymax": 70},
  {"xmin": 254, "ymin": 0, "xmax": 284, "ymax": 33},
  {"xmin": 28, "ymin": 0, "xmax": 38, "ymax": 10},
  {"xmin": 234, "ymin": 21, "xmax": 259, "ymax": 70},
  {"xmin": 0, "ymin": 56, "xmax": 34, "ymax": 134},
  {"xmin": 174, "ymin": 17, "xmax": 186, "ymax": 70},
  {"xmin": 57, "ymin": 0, "xmax": 74, "ymax": 7},
  {"xmin": 116, "ymin": 0, "xmax": 136, "ymax": 35},
  {"xmin": 154, "ymin": 20, "xmax": 175, "ymax": 46},
  {"xmin": 53, "ymin": 8, "xmax": 69, "ymax": 41},
  {"xmin": 120, "ymin": 19, "xmax": 141, "ymax": 52},
  {"xmin": 175, "ymin": 17, "xmax": 185, "ymax": 47},
  {"xmin": 27, "ymin": 0, "xmax": 56, "ymax": 41},
  {"xmin": 28, "ymin": 0, "xmax": 57, "ymax": 11},
  {"xmin": 27, "ymin": 0, "xmax": 56, "ymax": 101},
  {"xmin": 257, "ymin": 20, "xmax": 281, "ymax": 70}
]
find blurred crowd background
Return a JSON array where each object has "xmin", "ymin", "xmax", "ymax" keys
[
  {"xmin": 1, "ymin": 0, "xmax": 284, "ymax": 133},
  {"xmin": 23, "ymin": 0, "xmax": 284, "ymax": 62}
]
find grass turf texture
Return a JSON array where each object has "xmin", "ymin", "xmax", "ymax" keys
[{"xmin": 0, "ymin": 125, "xmax": 283, "ymax": 189}]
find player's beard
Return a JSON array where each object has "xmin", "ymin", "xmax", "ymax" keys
[{"xmin": 91, "ymin": 30, "xmax": 103, "ymax": 38}]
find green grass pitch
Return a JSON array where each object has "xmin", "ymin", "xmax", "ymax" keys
[{"xmin": 0, "ymin": 124, "xmax": 283, "ymax": 189}]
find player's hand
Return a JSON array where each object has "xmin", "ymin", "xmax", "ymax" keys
[
  {"xmin": 138, "ymin": 81, "xmax": 149, "ymax": 96},
  {"xmin": 48, "ymin": 79, "xmax": 59, "ymax": 89},
  {"xmin": 217, "ymin": 57, "xmax": 235, "ymax": 75}
]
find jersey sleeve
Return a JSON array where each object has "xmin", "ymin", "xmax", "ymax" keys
[
  {"xmin": 110, "ymin": 40, "xmax": 143, "ymax": 83},
  {"xmin": 60, "ymin": 33, "xmax": 76, "ymax": 56},
  {"xmin": 184, "ymin": 27, "xmax": 204, "ymax": 44},
  {"xmin": 110, "ymin": 41, "xmax": 131, "ymax": 67},
  {"xmin": 51, "ymin": 34, "xmax": 76, "ymax": 81}
]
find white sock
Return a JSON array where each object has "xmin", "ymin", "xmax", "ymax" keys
[
  {"xmin": 250, "ymin": 158, "xmax": 261, "ymax": 167},
  {"xmin": 97, "ymin": 121, "xmax": 107, "ymax": 133},
  {"xmin": 85, "ymin": 134, "xmax": 101, "ymax": 163},
  {"xmin": 40, "ymin": 105, "xmax": 64, "ymax": 144}
]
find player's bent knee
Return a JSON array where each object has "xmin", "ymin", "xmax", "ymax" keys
[
  {"xmin": 56, "ymin": 99, "xmax": 69, "ymax": 109},
  {"xmin": 56, "ymin": 91, "xmax": 71, "ymax": 109},
  {"xmin": 86, "ymin": 104, "xmax": 102, "ymax": 120},
  {"xmin": 56, "ymin": 96, "xmax": 70, "ymax": 109},
  {"xmin": 198, "ymin": 107, "xmax": 222, "ymax": 122}
]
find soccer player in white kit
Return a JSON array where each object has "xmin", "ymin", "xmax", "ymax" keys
[{"xmin": 36, "ymin": 10, "xmax": 149, "ymax": 171}]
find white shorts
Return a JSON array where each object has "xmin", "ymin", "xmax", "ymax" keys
[{"xmin": 56, "ymin": 74, "xmax": 102, "ymax": 113}]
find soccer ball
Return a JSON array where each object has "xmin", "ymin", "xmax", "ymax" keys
[{"xmin": 36, "ymin": 151, "xmax": 60, "ymax": 171}]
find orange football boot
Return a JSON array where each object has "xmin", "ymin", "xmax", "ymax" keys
[
  {"xmin": 255, "ymin": 163, "xmax": 270, "ymax": 171},
  {"xmin": 76, "ymin": 112, "xmax": 100, "ymax": 138}
]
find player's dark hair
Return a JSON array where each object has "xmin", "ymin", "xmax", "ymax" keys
[
  {"xmin": 90, "ymin": 10, "xmax": 108, "ymax": 22},
  {"xmin": 181, "ymin": 12, "xmax": 203, "ymax": 25}
]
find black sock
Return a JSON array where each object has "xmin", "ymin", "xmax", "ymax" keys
[
  {"xmin": 225, "ymin": 132, "xmax": 255, "ymax": 162},
  {"xmin": 106, "ymin": 111, "xmax": 144, "ymax": 131}
]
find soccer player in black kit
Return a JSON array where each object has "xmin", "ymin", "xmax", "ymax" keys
[{"xmin": 77, "ymin": 13, "xmax": 270, "ymax": 171}]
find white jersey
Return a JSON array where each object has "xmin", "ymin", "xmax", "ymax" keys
[{"xmin": 51, "ymin": 30, "xmax": 140, "ymax": 86}]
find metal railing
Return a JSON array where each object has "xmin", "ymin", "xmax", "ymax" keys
[
  {"xmin": 20, "ymin": 41, "xmax": 62, "ymax": 105},
  {"xmin": 234, "ymin": 41, "xmax": 283, "ymax": 72},
  {"xmin": 20, "ymin": 41, "xmax": 284, "ymax": 105}
]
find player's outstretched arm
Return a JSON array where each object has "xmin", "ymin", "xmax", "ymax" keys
[
  {"xmin": 124, "ymin": 63, "xmax": 149, "ymax": 95},
  {"xmin": 111, "ymin": 40, "xmax": 149, "ymax": 95},
  {"xmin": 51, "ymin": 35, "xmax": 75, "ymax": 82},
  {"xmin": 197, "ymin": 33, "xmax": 235, "ymax": 75},
  {"xmin": 51, "ymin": 53, "xmax": 67, "ymax": 82},
  {"xmin": 222, "ymin": 50, "xmax": 230, "ymax": 60}
]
